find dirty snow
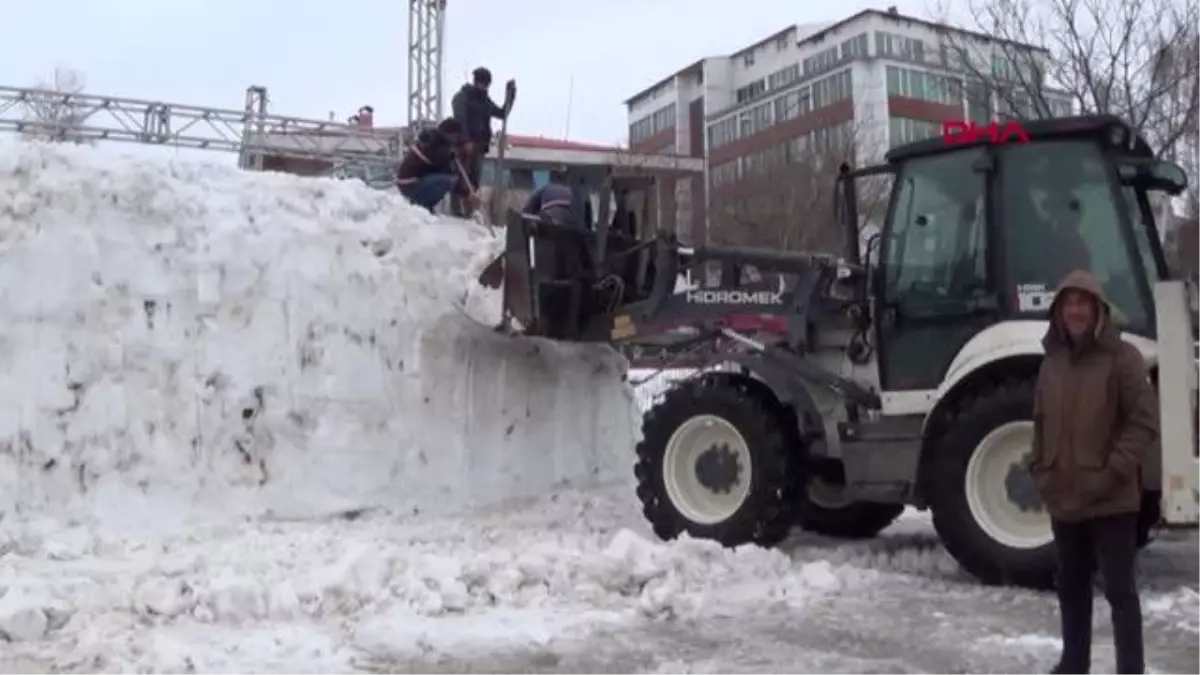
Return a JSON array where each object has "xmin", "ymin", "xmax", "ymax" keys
[{"xmin": 1, "ymin": 140, "xmax": 1196, "ymax": 674}]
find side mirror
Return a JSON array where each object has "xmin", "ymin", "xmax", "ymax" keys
[
  {"xmin": 1120, "ymin": 158, "xmax": 1189, "ymax": 196},
  {"xmin": 1147, "ymin": 160, "xmax": 1188, "ymax": 195}
]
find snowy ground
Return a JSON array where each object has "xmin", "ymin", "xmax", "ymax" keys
[
  {"xmin": 0, "ymin": 141, "xmax": 1196, "ymax": 674},
  {"xmin": 1, "ymin": 491, "xmax": 1195, "ymax": 674}
]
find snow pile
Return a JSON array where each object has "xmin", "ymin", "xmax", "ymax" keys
[
  {"xmin": 0, "ymin": 491, "xmax": 866, "ymax": 671},
  {"xmin": 0, "ymin": 140, "xmax": 638, "ymax": 531}
]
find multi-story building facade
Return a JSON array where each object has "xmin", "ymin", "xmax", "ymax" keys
[{"xmin": 625, "ymin": 6, "xmax": 1074, "ymax": 248}]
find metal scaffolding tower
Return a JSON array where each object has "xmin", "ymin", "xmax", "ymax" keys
[
  {"xmin": 0, "ymin": 85, "xmax": 403, "ymax": 171},
  {"xmin": 408, "ymin": 0, "xmax": 447, "ymax": 128}
]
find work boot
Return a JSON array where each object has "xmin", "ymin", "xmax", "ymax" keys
[{"xmin": 1050, "ymin": 661, "xmax": 1088, "ymax": 674}]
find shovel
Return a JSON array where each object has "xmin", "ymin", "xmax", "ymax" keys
[{"xmin": 476, "ymin": 254, "xmax": 505, "ymax": 289}]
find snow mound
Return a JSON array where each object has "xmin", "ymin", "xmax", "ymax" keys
[
  {"xmin": 0, "ymin": 141, "xmax": 638, "ymax": 531},
  {"xmin": 0, "ymin": 498, "xmax": 867, "ymax": 671}
]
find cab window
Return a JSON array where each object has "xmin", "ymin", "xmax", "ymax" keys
[
  {"xmin": 883, "ymin": 147, "xmax": 988, "ymax": 312},
  {"xmin": 999, "ymin": 141, "xmax": 1148, "ymax": 330}
]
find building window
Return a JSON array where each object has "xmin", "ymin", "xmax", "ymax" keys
[
  {"xmin": 888, "ymin": 116, "xmax": 941, "ymax": 148},
  {"xmin": 736, "ymin": 79, "xmax": 766, "ymax": 104},
  {"xmin": 802, "ymin": 46, "xmax": 839, "ymax": 76},
  {"xmin": 768, "ymin": 64, "xmax": 800, "ymax": 91},
  {"xmin": 811, "ymin": 69, "xmax": 852, "ymax": 109},
  {"xmin": 629, "ymin": 102, "xmax": 677, "ymax": 143},
  {"xmin": 751, "ymin": 101, "xmax": 772, "ymax": 134},
  {"xmin": 710, "ymin": 159, "xmax": 741, "ymax": 187},
  {"xmin": 939, "ymin": 44, "xmax": 967, "ymax": 71},
  {"xmin": 840, "ymin": 33, "xmax": 869, "ymax": 61},
  {"xmin": 886, "ymin": 66, "xmax": 962, "ymax": 107},
  {"xmin": 707, "ymin": 116, "xmax": 739, "ymax": 150},
  {"xmin": 877, "ymin": 31, "xmax": 926, "ymax": 62},
  {"xmin": 738, "ymin": 111, "xmax": 753, "ymax": 138},
  {"xmin": 743, "ymin": 51, "xmax": 755, "ymax": 66},
  {"xmin": 774, "ymin": 91, "xmax": 796, "ymax": 123},
  {"xmin": 775, "ymin": 36, "xmax": 790, "ymax": 51},
  {"xmin": 965, "ymin": 81, "xmax": 992, "ymax": 123}
]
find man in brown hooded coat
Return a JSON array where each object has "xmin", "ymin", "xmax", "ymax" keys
[{"xmin": 1030, "ymin": 269, "xmax": 1159, "ymax": 674}]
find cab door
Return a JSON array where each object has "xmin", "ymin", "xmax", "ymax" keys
[{"xmin": 876, "ymin": 146, "xmax": 1000, "ymax": 391}]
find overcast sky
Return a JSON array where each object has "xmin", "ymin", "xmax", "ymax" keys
[{"xmin": 2, "ymin": 0, "xmax": 944, "ymax": 150}]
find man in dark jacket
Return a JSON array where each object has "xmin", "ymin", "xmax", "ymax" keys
[
  {"xmin": 1030, "ymin": 269, "xmax": 1158, "ymax": 675},
  {"xmin": 451, "ymin": 67, "xmax": 516, "ymax": 216},
  {"xmin": 394, "ymin": 118, "xmax": 478, "ymax": 214}
]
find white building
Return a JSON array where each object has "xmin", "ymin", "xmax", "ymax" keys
[{"xmin": 624, "ymin": 6, "xmax": 1074, "ymax": 244}]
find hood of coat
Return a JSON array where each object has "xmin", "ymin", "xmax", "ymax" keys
[{"xmin": 1043, "ymin": 269, "xmax": 1121, "ymax": 353}]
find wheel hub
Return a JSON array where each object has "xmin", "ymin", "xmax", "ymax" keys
[
  {"xmin": 964, "ymin": 420, "xmax": 1053, "ymax": 550},
  {"xmin": 694, "ymin": 442, "xmax": 741, "ymax": 493},
  {"xmin": 1004, "ymin": 453, "xmax": 1043, "ymax": 512}
]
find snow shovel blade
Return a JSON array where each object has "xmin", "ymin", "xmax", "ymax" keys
[{"xmin": 477, "ymin": 253, "xmax": 505, "ymax": 289}]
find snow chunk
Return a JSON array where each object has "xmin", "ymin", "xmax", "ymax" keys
[
  {"xmin": 0, "ymin": 588, "xmax": 50, "ymax": 642},
  {"xmin": 132, "ymin": 576, "xmax": 196, "ymax": 618}
]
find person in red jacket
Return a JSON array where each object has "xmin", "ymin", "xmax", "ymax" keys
[{"xmin": 394, "ymin": 118, "xmax": 478, "ymax": 214}]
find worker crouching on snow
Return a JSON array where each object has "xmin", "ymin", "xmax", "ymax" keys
[
  {"xmin": 394, "ymin": 118, "xmax": 480, "ymax": 214},
  {"xmin": 1029, "ymin": 269, "xmax": 1157, "ymax": 675}
]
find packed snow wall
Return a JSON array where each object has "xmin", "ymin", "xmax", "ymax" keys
[{"xmin": 0, "ymin": 142, "xmax": 639, "ymax": 531}]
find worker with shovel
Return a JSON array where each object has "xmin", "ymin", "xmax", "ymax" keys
[
  {"xmin": 451, "ymin": 67, "xmax": 516, "ymax": 218},
  {"xmin": 395, "ymin": 118, "xmax": 481, "ymax": 214}
]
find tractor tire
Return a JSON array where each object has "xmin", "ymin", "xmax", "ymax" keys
[
  {"xmin": 634, "ymin": 376, "xmax": 796, "ymax": 548},
  {"xmin": 795, "ymin": 497, "xmax": 905, "ymax": 539},
  {"xmin": 926, "ymin": 379, "xmax": 1058, "ymax": 589}
]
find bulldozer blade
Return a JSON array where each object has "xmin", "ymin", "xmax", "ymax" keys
[{"xmin": 477, "ymin": 254, "xmax": 505, "ymax": 289}]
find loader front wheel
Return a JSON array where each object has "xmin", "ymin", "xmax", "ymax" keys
[
  {"xmin": 634, "ymin": 378, "xmax": 795, "ymax": 548},
  {"xmin": 927, "ymin": 379, "xmax": 1057, "ymax": 589}
]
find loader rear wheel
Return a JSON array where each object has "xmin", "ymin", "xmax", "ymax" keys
[
  {"xmin": 927, "ymin": 379, "xmax": 1057, "ymax": 589},
  {"xmin": 796, "ymin": 480, "xmax": 905, "ymax": 539},
  {"xmin": 634, "ymin": 378, "xmax": 795, "ymax": 548}
]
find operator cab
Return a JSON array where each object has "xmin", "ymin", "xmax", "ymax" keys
[{"xmin": 837, "ymin": 115, "xmax": 1188, "ymax": 391}]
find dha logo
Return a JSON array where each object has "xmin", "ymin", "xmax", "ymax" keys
[{"xmin": 942, "ymin": 120, "xmax": 1031, "ymax": 145}]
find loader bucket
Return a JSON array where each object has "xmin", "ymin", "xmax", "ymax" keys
[
  {"xmin": 480, "ymin": 208, "xmax": 598, "ymax": 340},
  {"xmin": 500, "ymin": 208, "xmax": 537, "ymax": 330}
]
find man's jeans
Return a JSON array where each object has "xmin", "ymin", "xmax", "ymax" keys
[
  {"xmin": 1052, "ymin": 513, "xmax": 1144, "ymax": 674},
  {"xmin": 399, "ymin": 174, "xmax": 455, "ymax": 213}
]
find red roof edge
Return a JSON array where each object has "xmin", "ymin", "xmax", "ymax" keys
[
  {"xmin": 505, "ymin": 134, "xmax": 618, "ymax": 152},
  {"xmin": 263, "ymin": 126, "xmax": 619, "ymax": 151}
]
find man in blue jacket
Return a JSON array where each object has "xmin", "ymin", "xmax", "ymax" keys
[
  {"xmin": 523, "ymin": 182, "xmax": 576, "ymax": 225},
  {"xmin": 451, "ymin": 67, "xmax": 516, "ymax": 216}
]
